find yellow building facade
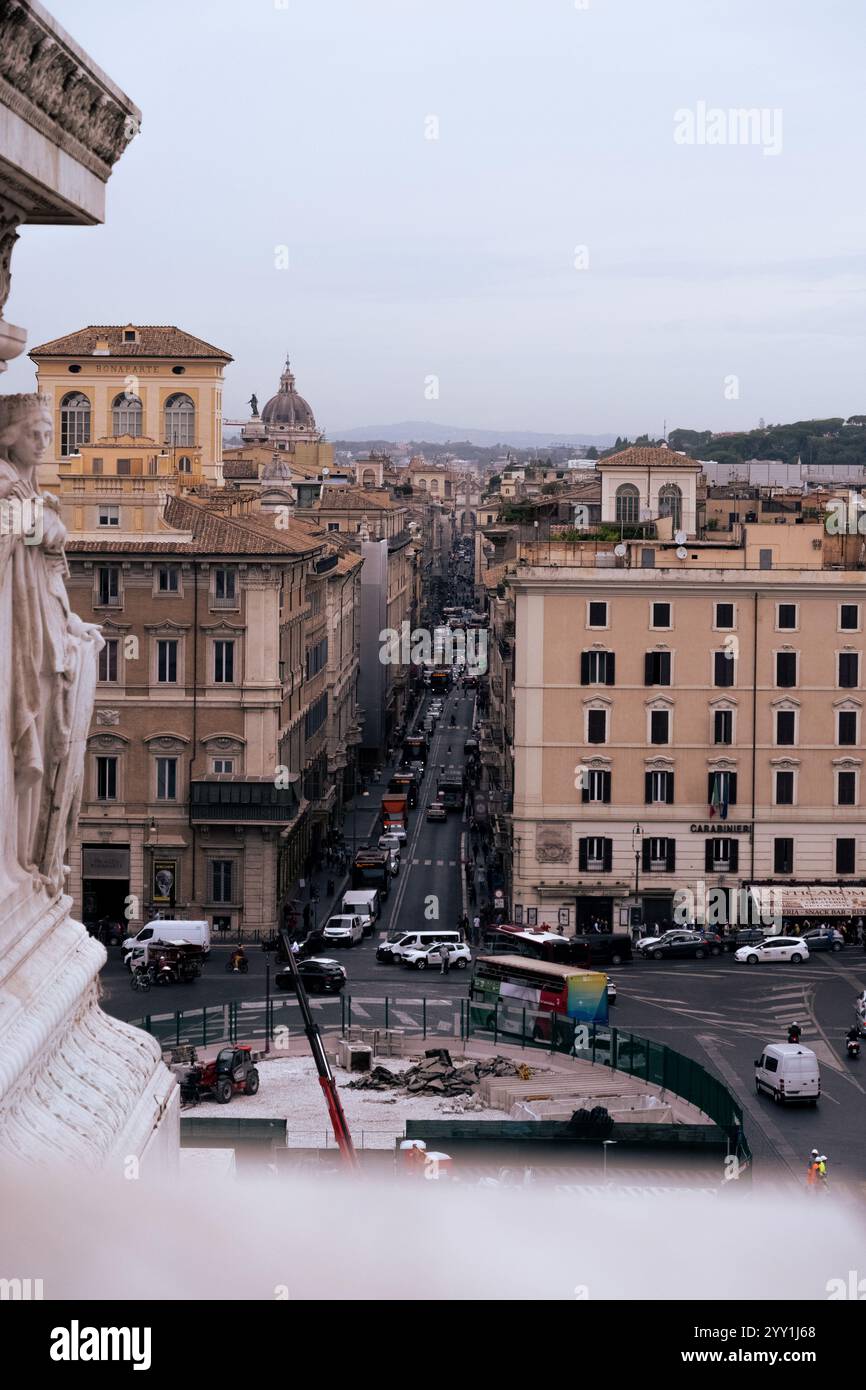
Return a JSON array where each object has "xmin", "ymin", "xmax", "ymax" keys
[{"xmin": 29, "ymin": 323, "xmax": 232, "ymax": 489}]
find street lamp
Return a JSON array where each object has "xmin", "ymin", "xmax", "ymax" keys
[{"xmin": 632, "ymin": 822, "xmax": 643, "ymax": 901}]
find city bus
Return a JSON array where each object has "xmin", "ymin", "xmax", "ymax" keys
[
  {"xmin": 489, "ymin": 925, "xmax": 632, "ymax": 967},
  {"xmin": 436, "ymin": 765, "xmax": 465, "ymax": 810},
  {"xmin": 351, "ymin": 848, "xmax": 391, "ymax": 900},
  {"xmin": 469, "ymin": 954, "xmax": 608, "ymax": 1048}
]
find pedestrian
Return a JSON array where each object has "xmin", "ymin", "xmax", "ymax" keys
[
  {"xmin": 439, "ymin": 942, "xmax": 451, "ymax": 975},
  {"xmin": 460, "ymin": 912, "xmax": 469, "ymax": 937},
  {"xmin": 473, "ymin": 914, "xmax": 481, "ymax": 943}
]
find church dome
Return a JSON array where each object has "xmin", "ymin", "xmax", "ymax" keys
[
  {"xmin": 261, "ymin": 357, "xmax": 317, "ymax": 433},
  {"xmin": 262, "ymin": 451, "xmax": 293, "ymax": 481}
]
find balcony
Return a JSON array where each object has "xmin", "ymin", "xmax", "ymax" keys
[
  {"xmin": 189, "ymin": 779, "xmax": 300, "ymax": 823},
  {"xmin": 210, "ymin": 593, "xmax": 240, "ymax": 610}
]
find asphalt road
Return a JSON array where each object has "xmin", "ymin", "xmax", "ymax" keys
[{"xmin": 98, "ymin": 679, "xmax": 866, "ymax": 1194}]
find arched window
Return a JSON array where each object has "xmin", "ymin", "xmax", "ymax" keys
[
  {"xmin": 615, "ymin": 483, "xmax": 639, "ymax": 525},
  {"xmin": 658, "ymin": 482, "xmax": 682, "ymax": 530},
  {"xmin": 112, "ymin": 392, "xmax": 142, "ymax": 437},
  {"xmin": 164, "ymin": 393, "xmax": 195, "ymax": 446},
  {"xmin": 178, "ymin": 455, "xmax": 192, "ymax": 474},
  {"xmin": 362, "ymin": 468, "xmax": 375, "ymax": 486},
  {"xmin": 60, "ymin": 391, "xmax": 91, "ymax": 455}
]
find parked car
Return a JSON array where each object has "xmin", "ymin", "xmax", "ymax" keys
[
  {"xmin": 322, "ymin": 914, "xmax": 365, "ymax": 948},
  {"xmin": 402, "ymin": 942, "xmax": 472, "ymax": 971},
  {"xmin": 801, "ymin": 928, "xmax": 845, "ymax": 953},
  {"xmin": 725, "ymin": 928, "xmax": 766, "ymax": 953},
  {"xmin": 426, "ymin": 801, "xmax": 447, "ymax": 822},
  {"xmin": 644, "ymin": 932, "xmax": 723, "ymax": 961},
  {"xmin": 734, "ymin": 936, "xmax": 810, "ymax": 965},
  {"xmin": 275, "ymin": 957, "xmax": 347, "ymax": 994},
  {"xmin": 635, "ymin": 930, "xmax": 687, "ymax": 955}
]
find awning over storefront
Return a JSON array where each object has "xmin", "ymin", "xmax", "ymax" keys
[{"xmin": 752, "ymin": 885, "xmax": 866, "ymax": 918}]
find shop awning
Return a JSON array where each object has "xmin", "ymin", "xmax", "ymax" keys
[{"xmin": 752, "ymin": 885, "xmax": 866, "ymax": 918}]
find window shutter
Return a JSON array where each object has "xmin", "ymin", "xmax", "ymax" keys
[
  {"xmin": 667, "ymin": 773, "xmax": 675, "ymax": 804},
  {"xmin": 602, "ymin": 771, "xmax": 611, "ymax": 804},
  {"xmin": 645, "ymin": 772, "xmax": 653, "ymax": 804},
  {"xmin": 605, "ymin": 653, "xmax": 616, "ymax": 686},
  {"xmin": 581, "ymin": 783, "xmax": 590, "ymax": 805},
  {"xmin": 642, "ymin": 840, "xmax": 651, "ymax": 872},
  {"xmin": 659, "ymin": 652, "xmax": 671, "ymax": 685},
  {"xmin": 705, "ymin": 840, "xmax": 714, "ymax": 872},
  {"xmin": 578, "ymin": 839, "xmax": 588, "ymax": 871},
  {"xmin": 729, "ymin": 841, "xmax": 739, "ymax": 872},
  {"xmin": 644, "ymin": 652, "xmax": 653, "ymax": 685},
  {"xmin": 666, "ymin": 839, "xmax": 676, "ymax": 872},
  {"xmin": 729, "ymin": 773, "xmax": 737, "ymax": 805},
  {"xmin": 602, "ymin": 839, "xmax": 612, "ymax": 872},
  {"xmin": 707, "ymin": 772, "xmax": 714, "ymax": 802},
  {"xmin": 580, "ymin": 651, "xmax": 590, "ymax": 684}
]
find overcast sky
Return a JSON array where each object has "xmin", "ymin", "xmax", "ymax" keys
[{"xmin": 6, "ymin": 0, "xmax": 865, "ymax": 437}]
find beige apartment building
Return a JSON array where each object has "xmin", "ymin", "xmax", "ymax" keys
[
  {"xmin": 64, "ymin": 493, "xmax": 361, "ymax": 938},
  {"xmin": 483, "ymin": 518, "xmax": 866, "ymax": 934}
]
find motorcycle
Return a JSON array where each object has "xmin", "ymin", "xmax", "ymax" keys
[
  {"xmin": 130, "ymin": 967, "xmax": 151, "ymax": 993},
  {"xmin": 226, "ymin": 956, "xmax": 249, "ymax": 974},
  {"xmin": 847, "ymin": 1035, "xmax": 861, "ymax": 1059},
  {"xmin": 787, "ymin": 1026, "xmax": 802, "ymax": 1045}
]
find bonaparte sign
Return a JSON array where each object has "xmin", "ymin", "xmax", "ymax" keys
[{"xmin": 689, "ymin": 823, "xmax": 752, "ymax": 834}]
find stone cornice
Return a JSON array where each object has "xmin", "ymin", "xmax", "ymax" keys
[{"xmin": 0, "ymin": 0, "xmax": 141, "ymax": 186}]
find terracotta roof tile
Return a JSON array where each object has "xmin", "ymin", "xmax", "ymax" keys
[
  {"xmin": 597, "ymin": 446, "xmax": 696, "ymax": 469},
  {"xmin": 29, "ymin": 325, "xmax": 232, "ymax": 361}
]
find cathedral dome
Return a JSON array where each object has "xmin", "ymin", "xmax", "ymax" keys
[{"xmin": 261, "ymin": 357, "xmax": 317, "ymax": 433}]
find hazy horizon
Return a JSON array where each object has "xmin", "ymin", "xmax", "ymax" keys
[{"xmin": 5, "ymin": 0, "xmax": 865, "ymax": 437}]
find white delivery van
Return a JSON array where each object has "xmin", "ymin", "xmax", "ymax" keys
[
  {"xmin": 754, "ymin": 1043, "xmax": 820, "ymax": 1106},
  {"xmin": 379, "ymin": 928, "xmax": 463, "ymax": 964},
  {"xmin": 323, "ymin": 915, "xmax": 365, "ymax": 947},
  {"xmin": 341, "ymin": 890, "xmax": 380, "ymax": 936},
  {"xmin": 123, "ymin": 919, "xmax": 210, "ymax": 959}
]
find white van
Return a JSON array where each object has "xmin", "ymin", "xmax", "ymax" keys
[
  {"xmin": 341, "ymin": 890, "xmax": 380, "ymax": 936},
  {"xmin": 754, "ymin": 1043, "xmax": 820, "ymax": 1106},
  {"xmin": 123, "ymin": 919, "xmax": 210, "ymax": 959},
  {"xmin": 323, "ymin": 915, "xmax": 365, "ymax": 948},
  {"xmin": 377, "ymin": 928, "xmax": 463, "ymax": 964}
]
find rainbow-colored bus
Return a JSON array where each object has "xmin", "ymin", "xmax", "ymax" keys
[{"xmin": 469, "ymin": 954, "xmax": 608, "ymax": 1048}]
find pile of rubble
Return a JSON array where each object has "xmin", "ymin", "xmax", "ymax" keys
[{"xmin": 346, "ymin": 1049, "xmax": 532, "ymax": 1098}]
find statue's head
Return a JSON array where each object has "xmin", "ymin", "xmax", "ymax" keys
[{"xmin": 0, "ymin": 394, "xmax": 53, "ymax": 470}]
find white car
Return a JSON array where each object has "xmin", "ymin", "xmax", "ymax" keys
[
  {"xmin": 402, "ymin": 942, "xmax": 472, "ymax": 971},
  {"xmin": 734, "ymin": 936, "xmax": 810, "ymax": 965},
  {"xmin": 322, "ymin": 914, "xmax": 365, "ymax": 947},
  {"xmin": 379, "ymin": 829, "xmax": 406, "ymax": 852}
]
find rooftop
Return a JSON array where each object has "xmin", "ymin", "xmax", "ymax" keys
[{"xmin": 30, "ymin": 325, "xmax": 233, "ymax": 361}]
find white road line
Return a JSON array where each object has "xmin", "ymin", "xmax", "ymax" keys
[
  {"xmin": 394, "ymin": 1010, "xmax": 419, "ymax": 1026},
  {"xmin": 350, "ymin": 1003, "xmax": 371, "ymax": 1019},
  {"xmin": 436, "ymin": 859, "xmax": 444, "ymax": 866},
  {"xmin": 424, "ymin": 859, "xmax": 432, "ymax": 866}
]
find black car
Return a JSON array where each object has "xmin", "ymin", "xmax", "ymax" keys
[
  {"xmin": 275, "ymin": 957, "xmax": 346, "ymax": 994},
  {"xmin": 725, "ymin": 928, "xmax": 766, "ymax": 952},
  {"xmin": 645, "ymin": 932, "xmax": 722, "ymax": 961},
  {"xmin": 801, "ymin": 929, "xmax": 845, "ymax": 953}
]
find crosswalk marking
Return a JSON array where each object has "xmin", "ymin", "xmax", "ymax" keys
[
  {"xmin": 394, "ymin": 1010, "xmax": 420, "ymax": 1026},
  {"xmin": 436, "ymin": 859, "xmax": 444, "ymax": 866}
]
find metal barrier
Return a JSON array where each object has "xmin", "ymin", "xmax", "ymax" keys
[{"xmin": 132, "ymin": 994, "xmax": 750, "ymax": 1165}]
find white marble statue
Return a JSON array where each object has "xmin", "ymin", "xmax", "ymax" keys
[{"xmin": 0, "ymin": 393, "xmax": 104, "ymax": 897}]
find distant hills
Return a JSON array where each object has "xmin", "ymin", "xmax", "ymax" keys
[{"xmin": 332, "ymin": 420, "xmax": 616, "ymax": 449}]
